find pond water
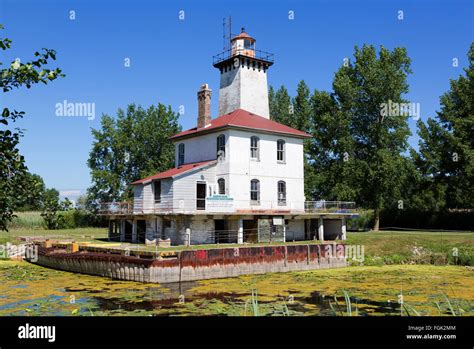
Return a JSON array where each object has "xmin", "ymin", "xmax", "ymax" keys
[{"xmin": 0, "ymin": 261, "xmax": 472, "ymax": 316}]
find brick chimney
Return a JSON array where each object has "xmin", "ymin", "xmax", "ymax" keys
[{"xmin": 197, "ymin": 83, "xmax": 212, "ymax": 128}]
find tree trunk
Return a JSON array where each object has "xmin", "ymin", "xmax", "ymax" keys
[{"xmin": 373, "ymin": 208, "xmax": 380, "ymax": 231}]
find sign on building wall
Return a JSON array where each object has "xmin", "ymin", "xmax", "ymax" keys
[
  {"xmin": 206, "ymin": 195, "xmax": 234, "ymax": 213},
  {"xmin": 272, "ymin": 217, "xmax": 284, "ymax": 226}
]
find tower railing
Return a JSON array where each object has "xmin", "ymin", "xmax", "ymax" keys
[{"xmin": 213, "ymin": 48, "xmax": 274, "ymax": 65}]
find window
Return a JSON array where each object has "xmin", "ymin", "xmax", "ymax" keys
[
  {"xmin": 250, "ymin": 136, "xmax": 259, "ymax": 159},
  {"xmin": 250, "ymin": 179, "xmax": 260, "ymax": 203},
  {"xmin": 217, "ymin": 178, "xmax": 225, "ymax": 195},
  {"xmin": 277, "ymin": 139, "xmax": 285, "ymax": 162},
  {"xmin": 154, "ymin": 181, "xmax": 161, "ymax": 203},
  {"xmin": 277, "ymin": 181, "xmax": 286, "ymax": 205},
  {"xmin": 178, "ymin": 143, "xmax": 185, "ymax": 166},
  {"xmin": 217, "ymin": 134, "xmax": 226, "ymax": 160},
  {"xmin": 244, "ymin": 39, "xmax": 253, "ymax": 50}
]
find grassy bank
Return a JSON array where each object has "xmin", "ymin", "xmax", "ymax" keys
[{"xmin": 346, "ymin": 230, "xmax": 474, "ymax": 266}]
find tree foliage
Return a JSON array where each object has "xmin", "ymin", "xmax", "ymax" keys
[
  {"xmin": 40, "ymin": 188, "xmax": 71, "ymax": 230},
  {"xmin": 271, "ymin": 44, "xmax": 473, "ymax": 229},
  {"xmin": 272, "ymin": 46, "xmax": 413, "ymax": 230},
  {"xmin": 411, "ymin": 43, "xmax": 474, "ymax": 210},
  {"xmin": 269, "ymin": 85, "xmax": 292, "ymax": 124},
  {"xmin": 14, "ymin": 172, "xmax": 46, "ymax": 211},
  {"xmin": 0, "ymin": 24, "xmax": 64, "ymax": 231},
  {"xmin": 87, "ymin": 103, "xmax": 181, "ymax": 205}
]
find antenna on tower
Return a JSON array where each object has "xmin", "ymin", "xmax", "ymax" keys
[{"xmin": 223, "ymin": 16, "xmax": 232, "ymax": 51}]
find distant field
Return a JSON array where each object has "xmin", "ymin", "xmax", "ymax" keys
[
  {"xmin": 7, "ymin": 211, "xmax": 43, "ymax": 230},
  {"xmin": 0, "ymin": 227, "xmax": 108, "ymax": 245},
  {"xmin": 2, "ymin": 211, "xmax": 108, "ymax": 245}
]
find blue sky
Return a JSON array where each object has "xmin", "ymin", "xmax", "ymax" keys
[{"xmin": 1, "ymin": 0, "xmax": 472, "ymax": 198}]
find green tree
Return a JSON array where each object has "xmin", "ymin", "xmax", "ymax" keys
[
  {"xmin": 269, "ymin": 85, "xmax": 292, "ymax": 124},
  {"xmin": 270, "ymin": 81, "xmax": 314, "ymax": 198},
  {"xmin": 87, "ymin": 103, "xmax": 181, "ymax": 206},
  {"xmin": 75, "ymin": 194, "xmax": 89, "ymax": 211},
  {"xmin": 0, "ymin": 24, "xmax": 64, "ymax": 231},
  {"xmin": 308, "ymin": 90, "xmax": 359, "ymax": 201},
  {"xmin": 62, "ymin": 198, "xmax": 74, "ymax": 211},
  {"xmin": 41, "ymin": 188, "xmax": 63, "ymax": 230},
  {"xmin": 411, "ymin": 43, "xmax": 474, "ymax": 209},
  {"xmin": 15, "ymin": 172, "xmax": 46, "ymax": 211},
  {"xmin": 309, "ymin": 45, "xmax": 413, "ymax": 230},
  {"xmin": 268, "ymin": 86, "xmax": 277, "ymax": 120},
  {"xmin": 270, "ymin": 81, "xmax": 312, "ymax": 132},
  {"xmin": 292, "ymin": 80, "xmax": 312, "ymax": 133},
  {"xmin": 292, "ymin": 81, "xmax": 314, "ymax": 199}
]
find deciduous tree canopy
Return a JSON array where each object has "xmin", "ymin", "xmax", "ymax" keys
[
  {"xmin": 0, "ymin": 24, "xmax": 63, "ymax": 231},
  {"xmin": 87, "ymin": 103, "xmax": 181, "ymax": 206}
]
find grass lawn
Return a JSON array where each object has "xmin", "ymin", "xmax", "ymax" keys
[{"xmin": 346, "ymin": 230, "xmax": 474, "ymax": 265}]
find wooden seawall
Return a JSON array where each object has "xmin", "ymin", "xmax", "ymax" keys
[{"xmin": 27, "ymin": 243, "xmax": 348, "ymax": 283}]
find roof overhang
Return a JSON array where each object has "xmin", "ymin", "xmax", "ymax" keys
[
  {"xmin": 170, "ymin": 124, "xmax": 311, "ymax": 142},
  {"xmin": 131, "ymin": 160, "xmax": 217, "ymax": 185}
]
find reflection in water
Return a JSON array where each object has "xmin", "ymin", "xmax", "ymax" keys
[
  {"xmin": 61, "ymin": 281, "xmax": 400, "ymax": 316},
  {"xmin": 296, "ymin": 291, "xmax": 400, "ymax": 316}
]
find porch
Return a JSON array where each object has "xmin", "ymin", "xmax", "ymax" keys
[
  {"xmin": 106, "ymin": 211, "xmax": 357, "ymax": 246},
  {"xmin": 99, "ymin": 200, "xmax": 357, "ymax": 216}
]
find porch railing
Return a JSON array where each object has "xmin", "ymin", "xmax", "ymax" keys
[
  {"xmin": 304, "ymin": 201, "xmax": 356, "ymax": 213},
  {"xmin": 98, "ymin": 200, "xmax": 356, "ymax": 215}
]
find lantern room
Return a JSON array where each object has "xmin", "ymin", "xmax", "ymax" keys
[{"xmin": 231, "ymin": 28, "xmax": 256, "ymax": 58}]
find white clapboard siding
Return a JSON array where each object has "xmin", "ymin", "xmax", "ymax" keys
[
  {"xmin": 139, "ymin": 182, "xmax": 154, "ymax": 213},
  {"xmin": 172, "ymin": 164, "xmax": 217, "ymax": 213},
  {"xmin": 135, "ymin": 178, "xmax": 174, "ymax": 213},
  {"xmin": 133, "ymin": 185, "xmax": 144, "ymax": 213}
]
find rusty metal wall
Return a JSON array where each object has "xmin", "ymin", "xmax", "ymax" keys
[{"xmin": 29, "ymin": 243, "xmax": 347, "ymax": 284}]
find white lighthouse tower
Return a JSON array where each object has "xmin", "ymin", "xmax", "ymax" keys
[{"xmin": 213, "ymin": 28, "xmax": 274, "ymax": 118}]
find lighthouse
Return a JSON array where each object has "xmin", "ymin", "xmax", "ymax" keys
[{"xmin": 213, "ymin": 28, "xmax": 274, "ymax": 118}]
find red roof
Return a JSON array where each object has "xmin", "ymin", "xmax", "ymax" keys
[
  {"xmin": 231, "ymin": 31, "xmax": 255, "ymax": 42},
  {"xmin": 131, "ymin": 160, "xmax": 216, "ymax": 185},
  {"xmin": 171, "ymin": 109, "xmax": 311, "ymax": 141}
]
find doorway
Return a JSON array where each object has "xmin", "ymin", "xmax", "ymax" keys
[
  {"xmin": 196, "ymin": 182, "xmax": 206, "ymax": 210},
  {"xmin": 243, "ymin": 219, "xmax": 258, "ymax": 243},
  {"xmin": 124, "ymin": 220, "xmax": 133, "ymax": 241},
  {"xmin": 214, "ymin": 219, "xmax": 231, "ymax": 243},
  {"xmin": 137, "ymin": 220, "xmax": 146, "ymax": 243}
]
